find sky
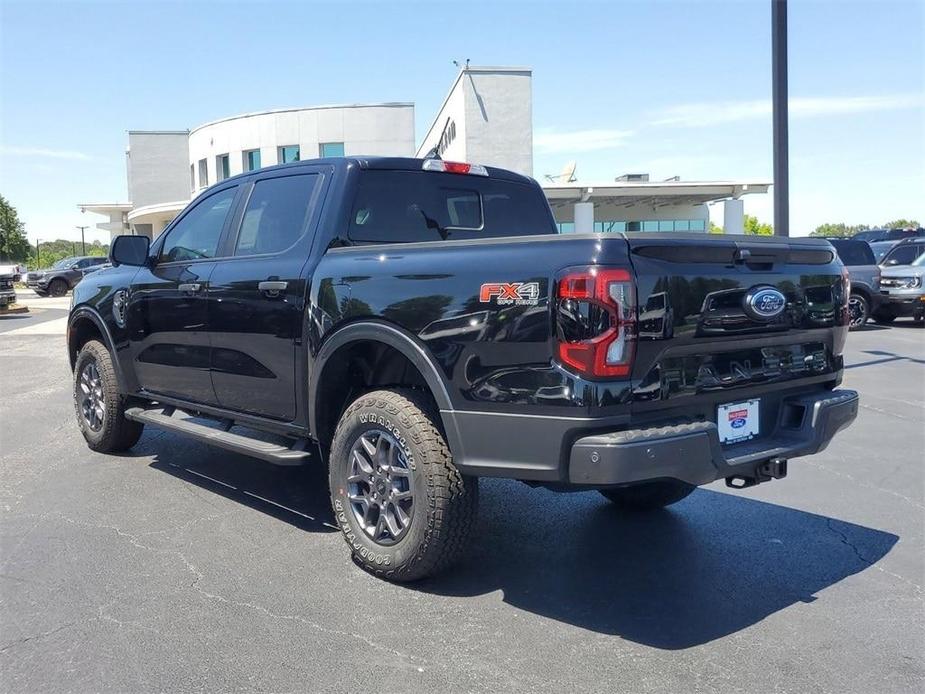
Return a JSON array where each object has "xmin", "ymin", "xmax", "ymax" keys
[{"xmin": 1, "ymin": 0, "xmax": 923, "ymax": 246}]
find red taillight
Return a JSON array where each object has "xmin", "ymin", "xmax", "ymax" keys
[{"xmin": 556, "ymin": 267, "xmax": 636, "ymax": 378}]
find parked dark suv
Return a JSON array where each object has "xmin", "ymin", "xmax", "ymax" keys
[
  {"xmin": 825, "ymin": 239, "xmax": 881, "ymax": 329},
  {"xmin": 26, "ymin": 256, "xmax": 109, "ymax": 296}
]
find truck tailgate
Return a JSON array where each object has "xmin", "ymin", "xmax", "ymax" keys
[{"xmin": 624, "ymin": 233, "xmax": 848, "ymax": 430}]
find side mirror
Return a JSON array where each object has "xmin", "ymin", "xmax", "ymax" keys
[
  {"xmin": 110, "ymin": 235, "xmax": 150, "ymax": 267},
  {"xmin": 884, "ymin": 258, "xmax": 898, "ymax": 266}
]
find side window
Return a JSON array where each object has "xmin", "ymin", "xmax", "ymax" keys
[
  {"xmin": 160, "ymin": 187, "xmax": 236, "ymax": 262},
  {"xmin": 76, "ymin": 258, "xmax": 93, "ymax": 269},
  {"xmin": 234, "ymin": 174, "xmax": 319, "ymax": 256}
]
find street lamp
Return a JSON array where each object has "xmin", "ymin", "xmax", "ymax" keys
[
  {"xmin": 76, "ymin": 225, "xmax": 89, "ymax": 255},
  {"xmin": 772, "ymin": 0, "xmax": 789, "ymax": 237}
]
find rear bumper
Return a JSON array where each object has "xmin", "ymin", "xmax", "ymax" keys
[{"xmin": 568, "ymin": 389, "xmax": 858, "ymax": 487}]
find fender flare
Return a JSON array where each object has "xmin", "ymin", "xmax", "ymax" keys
[
  {"xmin": 309, "ymin": 321, "xmax": 454, "ymax": 438},
  {"xmin": 67, "ymin": 306, "xmax": 125, "ymax": 386}
]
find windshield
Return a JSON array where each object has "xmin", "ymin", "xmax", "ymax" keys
[
  {"xmin": 869, "ymin": 242, "xmax": 896, "ymax": 261},
  {"xmin": 52, "ymin": 257, "xmax": 78, "ymax": 269}
]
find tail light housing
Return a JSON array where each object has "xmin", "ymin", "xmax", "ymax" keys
[{"xmin": 555, "ymin": 267, "xmax": 636, "ymax": 378}]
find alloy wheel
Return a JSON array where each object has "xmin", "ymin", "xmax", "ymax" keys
[
  {"xmin": 79, "ymin": 360, "xmax": 105, "ymax": 431},
  {"xmin": 346, "ymin": 429, "xmax": 414, "ymax": 545},
  {"xmin": 848, "ymin": 295, "xmax": 868, "ymax": 328}
]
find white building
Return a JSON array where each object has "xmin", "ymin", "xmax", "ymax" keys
[{"xmin": 79, "ymin": 66, "xmax": 768, "ymax": 239}]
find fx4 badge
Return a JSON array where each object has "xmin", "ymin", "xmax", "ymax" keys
[{"xmin": 479, "ymin": 282, "xmax": 541, "ymax": 306}]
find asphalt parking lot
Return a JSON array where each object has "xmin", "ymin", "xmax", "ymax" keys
[{"xmin": 1, "ymin": 289, "xmax": 923, "ymax": 693}]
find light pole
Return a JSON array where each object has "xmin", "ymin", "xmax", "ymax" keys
[
  {"xmin": 35, "ymin": 239, "xmax": 41, "ymax": 268},
  {"xmin": 76, "ymin": 225, "xmax": 89, "ymax": 255},
  {"xmin": 772, "ymin": 0, "xmax": 789, "ymax": 237}
]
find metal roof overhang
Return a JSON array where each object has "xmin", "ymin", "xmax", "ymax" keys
[{"xmin": 541, "ymin": 181, "xmax": 771, "ymax": 209}]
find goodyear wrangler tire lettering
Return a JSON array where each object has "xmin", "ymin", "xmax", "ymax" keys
[{"xmin": 327, "ymin": 388, "xmax": 478, "ymax": 581}]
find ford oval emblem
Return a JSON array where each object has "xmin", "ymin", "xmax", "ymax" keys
[{"xmin": 743, "ymin": 286, "xmax": 787, "ymax": 321}]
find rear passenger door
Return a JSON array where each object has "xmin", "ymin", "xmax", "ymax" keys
[{"xmin": 207, "ymin": 167, "xmax": 329, "ymax": 421}]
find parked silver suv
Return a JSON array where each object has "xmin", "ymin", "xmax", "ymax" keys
[{"xmin": 826, "ymin": 239, "xmax": 881, "ymax": 330}]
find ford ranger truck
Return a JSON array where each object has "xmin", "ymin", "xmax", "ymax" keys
[{"xmin": 66, "ymin": 156, "xmax": 859, "ymax": 581}]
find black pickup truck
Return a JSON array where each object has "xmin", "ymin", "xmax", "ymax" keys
[{"xmin": 67, "ymin": 156, "xmax": 859, "ymax": 581}]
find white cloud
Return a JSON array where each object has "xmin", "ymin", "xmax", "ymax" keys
[
  {"xmin": 0, "ymin": 145, "xmax": 91, "ymax": 160},
  {"xmin": 653, "ymin": 93, "xmax": 924, "ymax": 128},
  {"xmin": 534, "ymin": 128, "xmax": 634, "ymax": 154}
]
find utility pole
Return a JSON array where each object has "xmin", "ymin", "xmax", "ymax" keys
[
  {"xmin": 76, "ymin": 225, "xmax": 89, "ymax": 254},
  {"xmin": 772, "ymin": 0, "xmax": 789, "ymax": 237},
  {"xmin": 35, "ymin": 239, "xmax": 40, "ymax": 268}
]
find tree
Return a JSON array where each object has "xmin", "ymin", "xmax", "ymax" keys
[
  {"xmin": 882, "ymin": 219, "xmax": 919, "ymax": 229},
  {"xmin": 709, "ymin": 222, "xmax": 723, "ymax": 234},
  {"xmin": 743, "ymin": 215, "xmax": 773, "ymax": 236},
  {"xmin": 809, "ymin": 223, "xmax": 869, "ymax": 238},
  {"xmin": 0, "ymin": 195, "xmax": 32, "ymax": 263}
]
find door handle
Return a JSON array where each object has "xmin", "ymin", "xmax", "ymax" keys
[
  {"xmin": 178, "ymin": 283, "xmax": 202, "ymax": 293},
  {"xmin": 258, "ymin": 280, "xmax": 288, "ymax": 297}
]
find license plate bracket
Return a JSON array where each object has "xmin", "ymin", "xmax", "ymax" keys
[{"xmin": 717, "ymin": 399, "xmax": 760, "ymax": 444}]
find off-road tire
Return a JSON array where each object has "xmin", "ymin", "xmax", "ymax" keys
[
  {"xmin": 73, "ymin": 340, "xmax": 144, "ymax": 452},
  {"xmin": 329, "ymin": 388, "xmax": 477, "ymax": 581},
  {"xmin": 600, "ymin": 480, "xmax": 695, "ymax": 511},
  {"xmin": 48, "ymin": 278, "xmax": 68, "ymax": 297}
]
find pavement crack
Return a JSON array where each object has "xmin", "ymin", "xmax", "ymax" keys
[
  {"xmin": 0, "ymin": 623, "xmax": 76, "ymax": 653},
  {"xmin": 177, "ymin": 552, "xmax": 426, "ymax": 671},
  {"xmin": 826, "ymin": 518, "xmax": 924, "ymax": 598}
]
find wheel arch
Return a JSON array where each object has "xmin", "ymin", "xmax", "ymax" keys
[
  {"xmin": 310, "ymin": 321, "xmax": 455, "ymax": 451},
  {"xmin": 67, "ymin": 308, "xmax": 124, "ymax": 385}
]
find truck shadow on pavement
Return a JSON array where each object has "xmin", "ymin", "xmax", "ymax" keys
[
  {"xmin": 139, "ymin": 436, "xmax": 898, "ymax": 651},
  {"xmin": 414, "ymin": 479, "xmax": 899, "ymax": 650},
  {"xmin": 142, "ymin": 437, "xmax": 338, "ymax": 534}
]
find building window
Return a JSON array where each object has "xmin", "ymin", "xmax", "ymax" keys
[
  {"xmin": 190, "ymin": 164, "xmax": 195, "ymax": 192},
  {"xmin": 278, "ymin": 145, "xmax": 300, "ymax": 164},
  {"xmin": 319, "ymin": 142, "xmax": 345, "ymax": 158},
  {"xmin": 216, "ymin": 154, "xmax": 230, "ymax": 181},
  {"xmin": 689, "ymin": 219, "xmax": 706, "ymax": 231},
  {"xmin": 198, "ymin": 158, "xmax": 208, "ymax": 188},
  {"xmin": 243, "ymin": 149, "xmax": 261, "ymax": 172}
]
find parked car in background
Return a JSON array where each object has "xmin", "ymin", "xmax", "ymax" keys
[
  {"xmin": 825, "ymin": 238, "xmax": 880, "ymax": 330},
  {"xmin": 0, "ymin": 264, "xmax": 17, "ymax": 309},
  {"xmin": 876, "ymin": 252, "xmax": 925, "ymax": 325},
  {"xmin": 879, "ymin": 237, "xmax": 925, "ymax": 268},
  {"xmin": 25, "ymin": 256, "xmax": 109, "ymax": 297},
  {"xmin": 851, "ymin": 228, "xmax": 925, "ymax": 243},
  {"xmin": 869, "ymin": 240, "xmax": 902, "ymax": 263}
]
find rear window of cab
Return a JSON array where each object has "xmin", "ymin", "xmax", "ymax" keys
[{"xmin": 348, "ymin": 170, "xmax": 556, "ymax": 243}]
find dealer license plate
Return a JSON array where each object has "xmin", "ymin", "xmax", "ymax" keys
[{"xmin": 717, "ymin": 399, "xmax": 760, "ymax": 444}]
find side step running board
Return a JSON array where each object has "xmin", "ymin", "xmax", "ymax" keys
[{"xmin": 125, "ymin": 407, "xmax": 312, "ymax": 466}]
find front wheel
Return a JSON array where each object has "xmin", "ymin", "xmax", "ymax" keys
[
  {"xmin": 329, "ymin": 389, "xmax": 477, "ymax": 581},
  {"xmin": 48, "ymin": 278, "xmax": 68, "ymax": 297},
  {"xmin": 848, "ymin": 293, "xmax": 870, "ymax": 330},
  {"xmin": 73, "ymin": 340, "xmax": 144, "ymax": 452},
  {"xmin": 600, "ymin": 480, "xmax": 695, "ymax": 511}
]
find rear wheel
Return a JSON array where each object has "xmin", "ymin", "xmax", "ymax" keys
[
  {"xmin": 600, "ymin": 480, "xmax": 695, "ymax": 511},
  {"xmin": 873, "ymin": 309, "xmax": 897, "ymax": 325},
  {"xmin": 329, "ymin": 389, "xmax": 477, "ymax": 581},
  {"xmin": 73, "ymin": 340, "xmax": 144, "ymax": 452},
  {"xmin": 48, "ymin": 278, "xmax": 68, "ymax": 297},
  {"xmin": 847, "ymin": 293, "xmax": 869, "ymax": 330}
]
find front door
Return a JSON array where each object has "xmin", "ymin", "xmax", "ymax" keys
[
  {"xmin": 127, "ymin": 184, "xmax": 239, "ymax": 404},
  {"xmin": 208, "ymin": 168, "xmax": 326, "ymax": 420}
]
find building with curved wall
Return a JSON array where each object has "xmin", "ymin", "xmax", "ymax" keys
[{"xmin": 79, "ymin": 65, "xmax": 768, "ymax": 240}]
